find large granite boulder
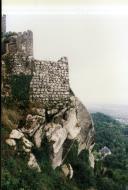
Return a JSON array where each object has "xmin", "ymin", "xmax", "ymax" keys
[{"xmin": 6, "ymin": 94, "xmax": 95, "ymax": 175}]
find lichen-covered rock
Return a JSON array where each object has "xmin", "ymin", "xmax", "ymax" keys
[
  {"xmin": 89, "ymin": 151, "xmax": 95, "ymax": 168},
  {"xmin": 6, "ymin": 96, "xmax": 95, "ymax": 174},
  {"xmin": 61, "ymin": 164, "xmax": 73, "ymax": 179},
  {"xmin": 45, "ymin": 123, "xmax": 61, "ymax": 141},
  {"xmin": 63, "ymin": 108, "xmax": 81, "ymax": 140},
  {"xmin": 45, "ymin": 122, "xmax": 67, "ymax": 168},
  {"xmin": 22, "ymin": 137, "xmax": 33, "ymax": 149},
  {"xmin": 61, "ymin": 164, "xmax": 69, "ymax": 177},
  {"xmin": 22, "ymin": 145, "xmax": 31, "ymax": 153},
  {"xmin": 47, "ymin": 109, "xmax": 58, "ymax": 115},
  {"xmin": 34, "ymin": 126, "xmax": 44, "ymax": 148},
  {"xmin": 28, "ymin": 153, "xmax": 41, "ymax": 172},
  {"xmin": 9, "ymin": 129, "xmax": 24, "ymax": 139},
  {"xmin": 6, "ymin": 139, "xmax": 16, "ymax": 147},
  {"xmin": 51, "ymin": 127, "xmax": 67, "ymax": 154},
  {"xmin": 68, "ymin": 164, "xmax": 73, "ymax": 179},
  {"xmin": 26, "ymin": 114, "xmax": 44, "ymax": 129},
  {"xmin": 36, "ymin": 108, "xmax": 45, "ymax": 117},
  {"xmin": 75, "ymin": 97, "xmax": 95, "ymax": 154},
  {"xmin": 88, "ymin": 143, "xmax": 95, "ymax": 168},
  {"xmin": 52, "ymin": 147, "xmax": 63, "ymax": 169},
  {"xmin": 99, "ymin": 146, "xmax": 111, "ymax": 158},
  {"xmin": 21, "ymin": 114, "xmax": 44, "ymax": 137}
]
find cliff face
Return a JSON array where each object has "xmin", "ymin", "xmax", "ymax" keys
[{"xmin": 6, "ymin": 95, "xmax": 95, "ymax": 177}]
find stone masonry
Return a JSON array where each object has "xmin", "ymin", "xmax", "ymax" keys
[
  {"xmin": 16, "ymin": 30, "xmax": 33, "ymax": 56},
  {"xmin": 7, "ymin": 54, "xmax": 70, "ymax": 108},
  {"xmin": 29, "ymin": 57, "xmax": 70, "ymax": 108},
  {"xmin": 11, "ymin": 53, "xmax": 33, "ymax": 75},
  {"xmin": 2, "ymin": 16, "xmax": 70, "ymax": 108},
  {"xmin": 2, "ymin": 15, "xmax": 6, "ymax": 34},
  {"xmin": 3, "ymin": 30, "xmax": 33, "ymax": 56}
]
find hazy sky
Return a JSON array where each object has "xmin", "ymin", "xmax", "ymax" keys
[
  {"xmin": 2, "ymin": 0, "xmax": 128, "ymax": 6},
  {"xmin": 2, "ymin": 1, "xmax": 128, "ymax": 106}
]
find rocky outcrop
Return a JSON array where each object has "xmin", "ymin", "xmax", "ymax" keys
[
  {"xmin": 34, "ymin": 126, "xmax": 44, "ymax": 148},
  {"xmin": 63, "ymin": 107, "xmax": 81, "ymax": 140},
  {"xmin": 99, "ymin": 146, "xmax": 111, "ymax": 159},
  {"xmin": 28, "ymin": 153, "xmax": 41, "ymax": 172},
  {"xmin": 6, "ymin": 94, "xmax": 95, "ymax": 175},
  {"xmin": 6, "ymin": 139, "xmax": 16, "ymax": 147},
  {"xmin": 9, "ymin": 129, "xmax": 24, "ymax": 139},
  {"xmin": 75, "ymin": 97, "xmax": 95, "ymax": 154},
  {"xmin": 88, "ymin": 143, "xmax": 95, "ymax": 168},
  {"xmin": 61, "ymin": 164, "xmax": 73, "ymax": 179}
]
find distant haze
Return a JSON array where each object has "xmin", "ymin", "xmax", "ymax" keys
[{"xmin": 3, "ymin": 5, "xmax": 128, "ymax": 107}]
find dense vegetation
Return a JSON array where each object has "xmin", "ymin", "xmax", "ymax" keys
[
  {"xmin": 92, "ymin": 112, "xmax": 128, "ymax": 190},
  {"xmin": 1, "ymin": 112, "xmax": 128, "ymax": 190},
  {"xmin": 11, "ymin": 74, "xmax": 32, "ymax": 101}
]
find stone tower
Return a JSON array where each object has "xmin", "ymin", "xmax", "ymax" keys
[
  {"xmin": 2, "ymin": 15, "xmax": 6, "ymax": 34},
  {"xmin": 17, "ymin": 30, "xmax": 33, "ymax": 56}
]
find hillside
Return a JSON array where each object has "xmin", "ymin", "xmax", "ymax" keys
[
  {"xmin": 92, "ymin": 112, "xmax": 128, "ymax": 190},
  {"xmin": 2, "ymin": 112, "xmax": 128, "ymax": 190}
]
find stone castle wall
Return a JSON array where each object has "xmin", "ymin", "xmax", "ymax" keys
[
  {"xmin": 9, "ymin": 54, "xmax": 70, "ymax": 108},
  {"xmin": 2, "ymin": 17, "xmax": 70, "ymax": 108},
  {"xmin": 11, "ymin": 53, "xmax": 33, "ymax": 75},
  {"xmin": 29, "ymin": 57, "xmax": 70, "ymax": 108}
]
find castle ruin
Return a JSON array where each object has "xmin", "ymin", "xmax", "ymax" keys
[
  {"xmin": 2, "ymin": 15, "xmax": 95, "ymax": 177},
  {"xmin": 2, "ymin": 15, "xmax": 33, "ymax": 56},
  {"xmin": 2, "ymin": 15, "xmax": 70, "ymax": 109},
  {"xmin": 9, "ymin": 54, "xmax": 70, "ymax": 109}
]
